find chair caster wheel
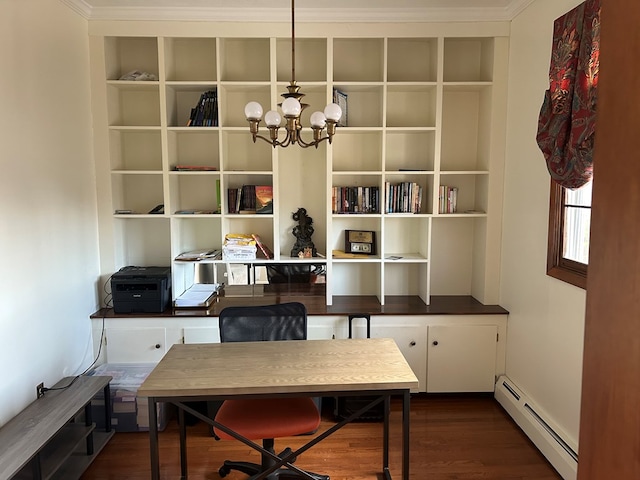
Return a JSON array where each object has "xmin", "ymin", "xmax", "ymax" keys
[{"xmin": 219, "ymin": 465, "xmax": 231, "ymax": 477}]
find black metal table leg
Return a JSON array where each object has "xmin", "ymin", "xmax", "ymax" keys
[
  {"xmin": 179, "ymin": 406, "xmax": 188, "ymax": 478},
  {"xmin": 103, "ymin": 383, "xmax": 112, "ymax": 433},
  {"xmin": 149, "ymin": 398, "xmax": 160, "ymax": 480},
  {"xmin": 403, "ymin": 390, "xmax": 410, "ymax": 480}
]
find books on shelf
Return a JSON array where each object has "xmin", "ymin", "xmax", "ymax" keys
[
  {"xmin": 187, "ymin": 89, "xmax": 218, "ymax": 127},
  {"xmin": 251, "ymin": 233, "xmax": 274, "ymax": 259},
  {"xmin": 332, "ymin": 186, "xmax": 380, "ymax": 214},
  {"xmin": 174, "ymin": 165, "xmax": 217, "ymax": 171},
  {"xmin": 255, "ymin": 185, "xmax": 273, "ymax": 214},
  {"xmin": 333, "ymin": 88, "xmax": 348, "ymax": 127},
  {"xmin": 385, "ymin": 181, "xmax": 423, "ymax": 214},
  {"xmin": 438, "ymin": 185, "xmax": 458, "ymax": 213},
  {"xmin": 227, "ymin": 184, "xmax": 273, "ymax": 214},
  {"xmin": 174, "ymin": 209, "xmax": 218, "ymax": 214}
]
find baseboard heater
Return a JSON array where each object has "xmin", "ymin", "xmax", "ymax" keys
[{"xmin": 494, "ymin": 375, "xmax": 578, "ymax": 480}]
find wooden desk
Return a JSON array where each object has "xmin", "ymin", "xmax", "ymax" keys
[{"xmin": 138, "ymin": 338, "xmax": 419, "ymax": 480}]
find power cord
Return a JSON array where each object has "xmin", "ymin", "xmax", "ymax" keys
[{"xmin": 41, "ymin": 273, "xmax": 114, "ymax": 395}]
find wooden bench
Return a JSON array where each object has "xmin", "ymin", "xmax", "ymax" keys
[{"xmin": 0, "ymin": 375, "xmax": 114, "ymax": 480}]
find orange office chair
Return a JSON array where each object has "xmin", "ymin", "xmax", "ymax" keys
[{"xmin": 214, "ymin": 302, "xmax": 329, "ymax": 480}]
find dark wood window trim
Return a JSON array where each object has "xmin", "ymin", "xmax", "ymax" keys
[{"xmin": 547, "ymin": 179, "xmax": 588, "ymax": 289}]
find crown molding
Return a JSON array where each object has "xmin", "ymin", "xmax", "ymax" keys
[
  {"xmin": 60, "ymin": 0, "xmax": 93, "ymax": 18},
  {"xmin": 60, "ymin": 0, "xmax": 536, "ymax": 23}
]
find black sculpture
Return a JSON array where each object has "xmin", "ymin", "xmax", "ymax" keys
[{"xmin": 290, "ymin": 207, "xmax": 317, "ymax": 258}]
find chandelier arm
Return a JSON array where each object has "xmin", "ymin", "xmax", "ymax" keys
[
  {"xmin": 279, "ymin": 130, "xmax": 293, "ymax": 148},
  {"xmin": 253, "ymin": 134, "xmax": 281, "ymax": 147},
  {"xmin": 296, "ymin": 135, "xmax": 316, "ymax": 149}
]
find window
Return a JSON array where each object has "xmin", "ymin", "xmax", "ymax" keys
[{"xmin": 547, "ymin": 179, "xmax": 592, "ymax": 289}]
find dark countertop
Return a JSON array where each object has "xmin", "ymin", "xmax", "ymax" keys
[{"xmin": 91, "ymin": 293, "xmax": 508, "ymax": 319}]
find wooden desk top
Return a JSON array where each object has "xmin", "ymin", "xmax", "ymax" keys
[{"xmin": 138, "ymin": 338, "xmax": 419, "ymax": 399}]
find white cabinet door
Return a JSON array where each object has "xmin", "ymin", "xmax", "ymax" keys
[
  {"xmin": 307, "ymin": 316, "xmax": 342, "ymax": 340},
  {"xmin": 183, "ymin": 326, "xmax": 220, "ymax": 344},
  {"xmin": 427, "ymin": 324, "xmax": 498, "ymax": 393},
  {"xmin": 106, "ymin": 327, "xmax": 167, "ymax": 363},
  {"xmin": 352, "ymin": 317, "xmax": 428, "ymax": 392}
]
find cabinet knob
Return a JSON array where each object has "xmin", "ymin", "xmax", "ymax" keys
[
  {"xmin": 409, "ymin": 341, "xmax": 416, "ymax": 347},
  {"xmin": 432, "ymin": 340, "xmax": 439, "ymax": 346},
  {"xmin": 155, "ymin": 344, "xmax": 161, "ymax": 349}
]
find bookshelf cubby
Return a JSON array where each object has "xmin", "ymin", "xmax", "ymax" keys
[{"xmin": 93, "ymin": 30, "xmax": 507, "ymax": 306}]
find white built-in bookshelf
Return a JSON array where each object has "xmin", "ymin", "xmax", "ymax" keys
[{"xmin": 92, "ymin": 27, "xmax": 508, "ymax": 306}]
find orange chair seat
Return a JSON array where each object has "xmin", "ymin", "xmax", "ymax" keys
[{"xmin": 214, "ymin": 398, "xmax": 320, "ymax": 440}]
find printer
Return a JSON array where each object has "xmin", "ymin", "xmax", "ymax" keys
[{"xmin": 111, "ymin": 266, "xmax": 171, "ymax": 314}]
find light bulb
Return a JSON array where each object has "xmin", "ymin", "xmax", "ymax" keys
[
  {"xmin": 244, "ymin": 101, "xmax": 263, "ymax": 120},
  {"xmin": 281, "ymin": 97, "xmax": 302, "ymax": 117},
  {"xmin": 324, "ymin": 103, "xmax": 342, "ymax": 122},
  {"xmin": 264, "ymin": 110, "xmax": 282, "ymax": 127},
  {"xmin": 310, "ymin": 111, "xmax": 326, "ymax": 128}
]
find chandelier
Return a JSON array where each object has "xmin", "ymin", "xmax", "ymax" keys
[{"xmin": 244, "ymin": 0, "xmax": 342, "ymax": 149}]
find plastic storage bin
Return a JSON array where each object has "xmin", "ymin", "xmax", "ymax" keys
[{"xmin": 89, "ymin": 363, "xmax": 172, "ymax": 432}]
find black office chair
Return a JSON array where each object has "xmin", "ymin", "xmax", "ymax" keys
[{"xmin": 214, "ymin": 302, "xmax": 329, "ymax": 480}]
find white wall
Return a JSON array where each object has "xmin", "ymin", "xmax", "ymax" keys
[
  {"xmin": 502, "ymin": 0, "xmax": 587, "ymax": 449},
  {"xmin": 0, "ymin": 1, "xmax": 98, "ymax": 426}
]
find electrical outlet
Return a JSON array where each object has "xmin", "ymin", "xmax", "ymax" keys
[{"xmin": 36, "ymin": 382, "xmax": 45, "ymax": 399}]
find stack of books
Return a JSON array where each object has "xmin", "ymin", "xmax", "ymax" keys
[
  {"xmin": 187, "ymin": 90, "xmax": 218, "ymax": 127},
  {"xmin": 222, "ymin": 233, "xmax": 257, "ymax": 261}
]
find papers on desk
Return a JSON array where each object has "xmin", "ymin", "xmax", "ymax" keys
[
  {"xmin": 174, "ymin": 283, "xmax": 222, "ymax": 308},
  {"xmin": 175, "ymin": 248, "xmax": 221, "ymax": 261}
]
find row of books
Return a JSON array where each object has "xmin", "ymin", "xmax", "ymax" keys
[
  {"xmin": 385, "ymin": 181, "xmax": 424, "ymax": 214},
  {"xmin": 227, "ymin": 185, "xmax": 273, "ymax": 214},
  {"xmin": 439, "ymin": 185, "xmax": 458, "ymax": 214},
  {"xmin": 332, "ymin": 186, "xmax": 380, "ymax": 214},
  {"xmin": 187, "ymin": 90, "xmax": 218, "ymax": 127}
]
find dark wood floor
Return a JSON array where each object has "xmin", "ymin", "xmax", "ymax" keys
[{"xmin": 81, "ymin": 394, "xmax": 561, "ymax": 480}]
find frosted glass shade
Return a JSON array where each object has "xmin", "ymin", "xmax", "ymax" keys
[
  {"xmin": 282, "ymin": 97, "xmax": 302, "ymax": 117},
  {"xmin": 244, "ymin": 101, "xmax": 263, "ymax": 120},
  {"xmin": 265, "ymin": 110, "xmax": 282, "ymax": 127},
  {"xmin": 310, "ymin": 111, "xmax": 326, "ymax": 128},
  {"xmin": 324, "ymin": 103, "xmax": 342, "ymax": 122}
]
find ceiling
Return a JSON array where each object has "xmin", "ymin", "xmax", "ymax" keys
[{"xmin": 61, "ymin": 0, "xmax": 536, "ymax": 22}]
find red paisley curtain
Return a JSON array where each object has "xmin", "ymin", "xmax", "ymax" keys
[{"xmin": 536, "ymin": 0, "xmax": 600, "ymax": 189}]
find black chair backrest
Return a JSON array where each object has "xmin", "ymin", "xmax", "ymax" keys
[{"xmin": 218, "ymin": 302, "xmax": 307, "ymax": 343}]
